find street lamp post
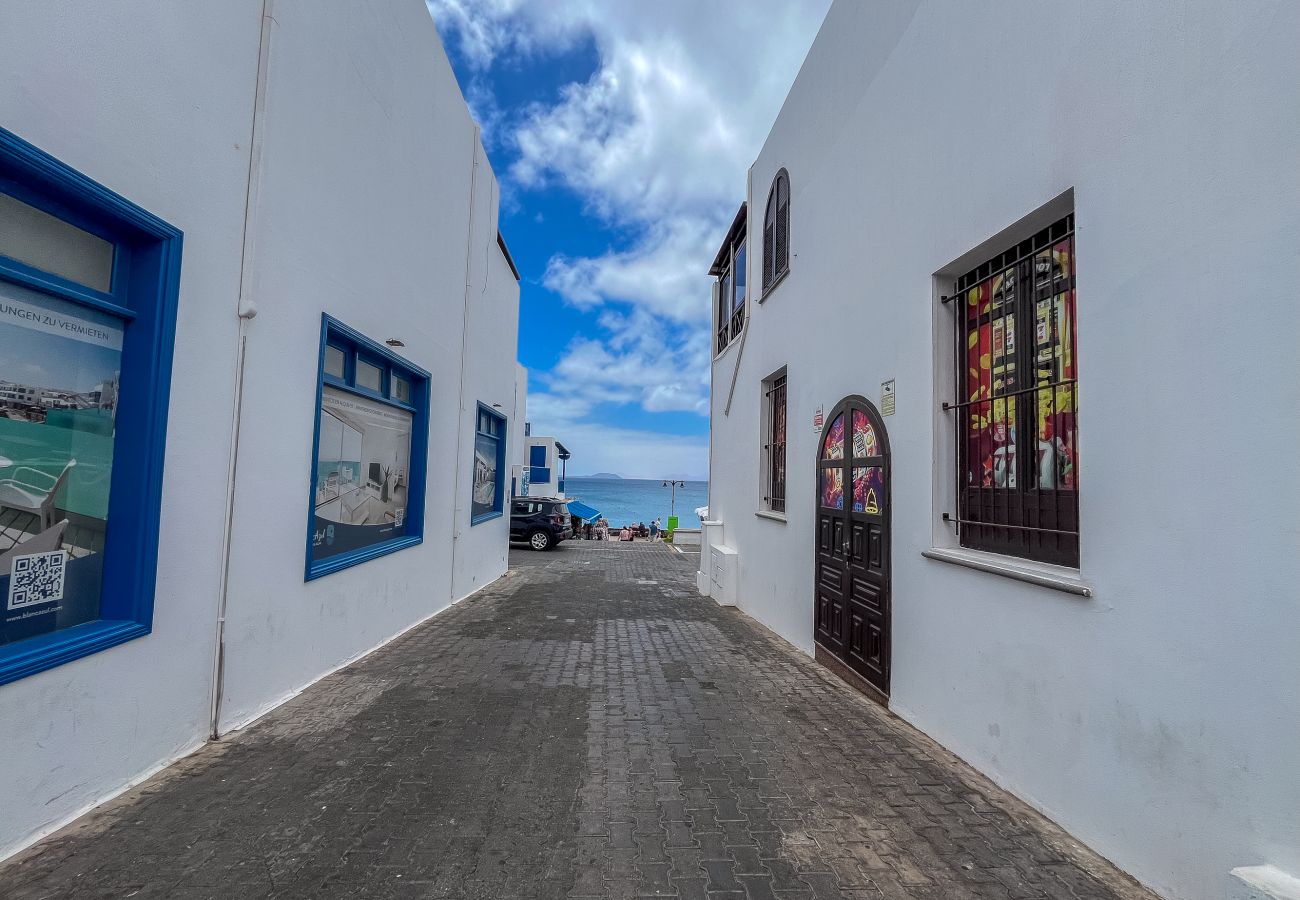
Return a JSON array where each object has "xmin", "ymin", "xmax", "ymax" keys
[{"xmin": 662, "ymin": 479, "xmax": 685, "ymax": 520}]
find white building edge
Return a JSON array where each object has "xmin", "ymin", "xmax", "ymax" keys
[
  {"xmin": 701, "ymin": 2, "xmax": 1299, "ymax": 899},
  {"xmin": 0, "ymin": 0, "xmax": 522, "ymax": 861}
]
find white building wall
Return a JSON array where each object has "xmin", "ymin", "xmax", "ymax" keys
[
  {"xmin": 525, "ymin": 435, "xmax": 566, "ymax": 498},
  {"xmin": 708, "ymin": 3, "xmax": 1300, "ymax": 899},
  {"xmin": 217, "ymin": 0, "xmax": 512, "ymax": 730},
  {"xmin": 0, "ymin": 0, "xmax": 519, "ymax": 859},
  {"xmin": 509, "ymin": 363, "xmax": 529, "ymax": 497},
  {"xmin": 449, "ymin": 208, "xmax": 522, "ymax": 603},
  {"xmin": 0, "ymin": 0, "xmax": 263, "ymax": 861}
]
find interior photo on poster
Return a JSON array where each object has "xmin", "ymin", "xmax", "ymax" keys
[
  {"xmin": 0, "ymin": 280, "xmax": 121, "ymax": 646},
  {"xmin": 311, "ymin": 386, "xmax": 413, "ymax": 562},
  {"xmin": 471, "ymin": 431, "xmax": 499, "ymax": 519}
]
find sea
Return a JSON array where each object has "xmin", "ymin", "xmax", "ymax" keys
[{"xmin": 563, "ymin": 477, "xmax": 709, "ymax": 528}]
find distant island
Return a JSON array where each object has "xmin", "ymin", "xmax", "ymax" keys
[{"xmin": 575, "ymin": 472, "xmax": 623, "ymax": 480}]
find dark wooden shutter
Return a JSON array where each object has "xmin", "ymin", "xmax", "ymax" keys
[
  {"xmin": 775, "ymin": 173, "xmax": 790, "ymax": 277},
  {"xmin": 762, "ymin": 189, "xmax": 776, "ymax": 291}
]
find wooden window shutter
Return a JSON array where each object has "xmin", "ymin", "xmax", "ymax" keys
[
  {"xmin": 775, "ymin": 172, "xmax": 790, "ymax": 277},
  {"xmin": 762, "ymin": 190, "xmax": 776, "ymax": 290}
]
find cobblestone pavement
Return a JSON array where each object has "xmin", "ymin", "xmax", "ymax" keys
[{"xmin": 1, "ymin": 541, "xmax": 1153, "ymax": 900}]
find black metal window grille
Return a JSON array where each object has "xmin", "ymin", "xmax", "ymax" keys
[
  {"xmin": 945, "ymin": 214, "xmax": 1079, "ymax": 567},
  {"xmin": 762, "ymin": 169, "xmax": 790, "ymax": 293},
  {"xmin": 764, "ymin": 373, "xmax": 787, "ymax": 512}
]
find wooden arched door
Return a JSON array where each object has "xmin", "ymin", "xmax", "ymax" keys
[{"xmin": 814, "ymin": 396, "xmax": 891, "ymax": 697}]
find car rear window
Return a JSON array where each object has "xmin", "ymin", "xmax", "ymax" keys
[{"xmin": 553, "ymin": 503, "xmax": 569, "ymax": 517}]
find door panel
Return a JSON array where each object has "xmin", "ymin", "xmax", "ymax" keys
[{"xmin": 814, "ymin": 396, "xmax": 890, "ymax": 696}]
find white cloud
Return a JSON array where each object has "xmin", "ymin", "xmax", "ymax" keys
[
  {"xmin": 428, "ymin": 0, "xmax": 831, "ymax": 475},
  {"xmin": 542, "ymin": 216, "xmax": 723, "ymax": 324}
]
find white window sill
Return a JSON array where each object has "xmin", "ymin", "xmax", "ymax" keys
[
  {"xmin": 758, "ymin": 269, "xmax": 789, "ymax": 304},
  {"xmin": 921, "ymin": 547, "xmax": 1092, "ymax": 598},
  {"xmin": 755, "ymin": 510, "xmax": 787, "ymax": 524}
]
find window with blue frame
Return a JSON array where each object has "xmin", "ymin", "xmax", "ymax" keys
[
  {"xmin": 471, "ymin": 405, "xmax": 506, "ymax": 524},
  {"xmin": 529, "ymin": 445, "xmax": 550, "ymax": 486},
  {"xmin": 308, "ymin": 315, "xmax": 429, "ymax": 579},
  {"xmin": 0, "ymin": 128, "xmax": 181, "ymax": 685}
]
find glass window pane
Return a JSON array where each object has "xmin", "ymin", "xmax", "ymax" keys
[
  {"xmin": 820, "ymin": 465, "xmax": 843, "ymax": 510},
  {"xmin": 311, "ymin": 386, "xmax": 412, "ymax": 563},
  {"xmin": 851, "ymin": 409, "xmax": 877, "ymax": 458},
  {"xmin": 821, "ymin": 413, "xmax": 844, "ymax": 460},
  {"xmin": 0, "ymin": 192, "xmax": 114, "ymax": 293},
  {"xmin": 324, "ymin": 345, "xmax": 346, "ymax": 379},
  {"xmin": 392, "ymin": 375, "xmax": 410, "ymax": 404},
  {"xmin": 733, "ymin": 242, "xmax": 747, "ymax": 310},
  {"xmin": 852, "ymin": 466, "xmax": 884, "ymax": 514},
  {"xmin": 966, "ymin": 279, "xmax": 1016, "ymax": 489},
  {"xmin": 472, "ymin": 428, "xmax": 501, "ymax": 520},
  {"xmin": 355, "ymin": 359, "xmax": 382, "ymax": 393},
  {"xmin": 0, "ymin": 279, "xmax": 122, "ymax": 647}
]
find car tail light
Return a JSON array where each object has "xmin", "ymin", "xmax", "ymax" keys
[{"xmin": 550, "ymin": 513, "xmax": 564, "ymax": 525}]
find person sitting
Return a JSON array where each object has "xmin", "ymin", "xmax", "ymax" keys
[{"xmin": 618, "ymin": 526, "xmax": 633, "ymax": 542}]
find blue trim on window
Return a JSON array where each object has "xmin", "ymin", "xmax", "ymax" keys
[
  {"xmin": 530, "ymin": 466, "xmax": 551, "ymax": 485},
  {"xmin": 529, "ymin": 445, "xmax": 546, "ymax": 467},
  {"xmin": 0, "ymin": 127, "xmax": 182, "ymax": 686},
  {"xmin": 470, "ymin": 403, "xmax": 507, "ymax": 526},
  {"xmin": 304, "ymin": 314, "xmax": 430, "ymax": 580}
]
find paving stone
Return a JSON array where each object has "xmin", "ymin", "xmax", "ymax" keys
[{"xmin": 0, "ymin": 542, "xmax": 1156, "ymax": 900}]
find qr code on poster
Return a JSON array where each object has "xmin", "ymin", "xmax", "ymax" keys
[{"xmin": 7, "ymin": 550, "xmax": 68, "ymax": 611}]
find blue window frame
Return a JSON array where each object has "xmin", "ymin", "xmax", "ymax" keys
[
  {"xmin": 528, "ymin": 444, "xmax": 550, "ymax": 485},
  {"xmin": 307, "ymin": 315, "xmax": 430, "ymax": 580},
  {"xmin": 0, "ymin": 128, "xmax": 182, "ymax": 686},
  {"xmin": 470, "ymin": 404, "xmax": 506, "ymax": 525}
]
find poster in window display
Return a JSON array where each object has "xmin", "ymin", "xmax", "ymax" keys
[
  {"xmin": 471, "ymin": 431, "xmax": 500, "ymax": 519},
  {"xmin": 0, "ymin": 280, "xmax": 121, "ymax": 647},
  {"xmin": 965, "ymin": 240, "xmax": 1078, "ymax": 492},
  {"xmin": 312, "ymin": 386, "xmax": 412, "ymax": 562}
]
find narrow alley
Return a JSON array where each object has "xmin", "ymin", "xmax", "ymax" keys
[{"xmin": 0, "ymin": 543, "xmax": 1152, "ymax": 900}]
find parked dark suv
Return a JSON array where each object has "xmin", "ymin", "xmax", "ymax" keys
[{"xmin": 510, "ymin": 498, "xmax": 572, "ymax": 550}]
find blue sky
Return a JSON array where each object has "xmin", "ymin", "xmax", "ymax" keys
[{"xmin": 426, "ymin": 1, "xmax": 831, "ymax": 479}]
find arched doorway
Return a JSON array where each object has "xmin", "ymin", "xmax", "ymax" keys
[{"xmin": 814, "ymin": 396, "xmax": 891, "ymax": 699}]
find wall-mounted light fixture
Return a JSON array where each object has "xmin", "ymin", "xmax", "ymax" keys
[{"xmin": 385, "ymin": 338, "xmax": 405, "ymax": 348}]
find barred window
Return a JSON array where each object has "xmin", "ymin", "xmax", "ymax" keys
[
  {"xmin": 946, "ymin": 214, "xmax": 1078, "ymax": 566},
  {"xmin": 762, "ymin": 369, "xmax": 787, "ymax": 513},
  {"xmin": 762, "ymin": 169, "xmax": 790, "ymax": 294}
]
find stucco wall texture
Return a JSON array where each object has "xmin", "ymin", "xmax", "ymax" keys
[
  {"xmin": 0, "ymin": 0, "xmax": 519, "ymax": 861},
  {"xmin": 706, "ymin": 2, "xmax": 1300, "ymax": 899}
]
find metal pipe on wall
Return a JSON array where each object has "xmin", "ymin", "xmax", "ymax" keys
[{"xmin": 209, "ymin": 0, "xmax": 275, "ymax": 741}]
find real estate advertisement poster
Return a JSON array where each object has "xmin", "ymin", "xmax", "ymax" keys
[
  {"xmin": 471, "ymin": 431, "xmax": 499, "ymax": 519},
  {"xmin": 311, "ymin": 386, "xmax": 413, "ymax": 562},
  {"xmin": 0, "ymin": 280, "xmax": 121, "ymax": 646}
]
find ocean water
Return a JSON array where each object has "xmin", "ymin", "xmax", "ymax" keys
[{"xmin": 563, "ymin": 477, "xmax": 708, "ymax": 528}]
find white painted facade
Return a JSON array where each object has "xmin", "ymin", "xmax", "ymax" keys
[
  {"xmin": 524, "ymin": 435, "xmax": 570, "ymax": 499},
  {"xmin": 0, "ymin": 0, "xmax": 519, "ymax": 861},
  {"xmin": 703, "ymin": 3, "xmax": 1300, "ymax": 899}
]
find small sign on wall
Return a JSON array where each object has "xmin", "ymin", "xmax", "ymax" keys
[
  {"xmin": 812, "ymin": 404, "xmax": 824, "ymax": 432},
  {"xmin": 881, "ymin": 379, "xmax": 896, "ymax": 416}
]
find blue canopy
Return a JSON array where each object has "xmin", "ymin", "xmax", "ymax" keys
[{"xmin": 566, "ymin": 499, "xmax": 600, "ymax": 521}]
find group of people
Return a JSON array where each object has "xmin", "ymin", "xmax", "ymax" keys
[{"xmin": 574, "ymin": 517, "xmax": 663, "ymax": 542}]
